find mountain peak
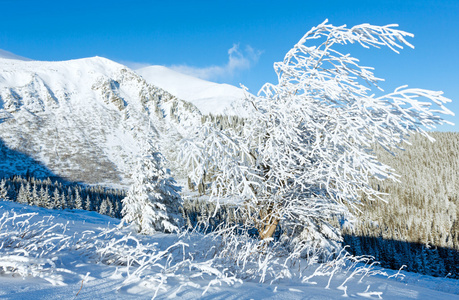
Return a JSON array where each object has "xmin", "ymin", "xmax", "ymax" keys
[{"xmin": 0, "ymin": 57, "xmax": 201, "ymax": 186}]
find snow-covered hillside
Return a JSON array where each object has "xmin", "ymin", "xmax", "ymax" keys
[
  {"xmin": 137, "ymin": 65, "xmax": 247, "ymax": 116},
  {"xmin": 0, "ymin": 56, "xmax": 201, "ymax": 186},
  {"xmin": 0, "ymin": 200, "xmax": 458, "ymax": 299}
]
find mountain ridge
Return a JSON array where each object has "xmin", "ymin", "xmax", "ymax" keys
[
  {"xmin": 0, "ymin": 55, "xmax": 202, "ymax": 187},
  {"xmin": 137, "ymin": 65, "xmax": 247, "ymax": 116}
]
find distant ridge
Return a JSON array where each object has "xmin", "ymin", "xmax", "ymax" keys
[
  {"xmin": 136, "ymin": 65, "xmax": 247, "ymax": 116},
  {"xmin": 0, "ymin": 56, "xmax": 201, "ymax": 186},
  {"xmin": 0, "ymin": 49, "xmax": 32, "ymax": 61}
]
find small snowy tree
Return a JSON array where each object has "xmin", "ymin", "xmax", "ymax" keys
[
  {"xmin": 121, "ymin": 142, "xmax": 181, "ymax": 234},
  {"xmin": 84, "ymin": 195, "xmax": 91, "ymax": 211},
  {"xmin": 52, "ymin": 188, "xmax": 60, "ymax": 209},
  {"xmin": 17, "ymin": 183, "xmax": 29, "ymax": 205},
  {"xmin": 180, "ymin": 20, "xmax": 453, "ymax": 252},
  {"xmin": 39, "ymin": 185, "xmax": 50, "ymax": 208},
  {"xmin": 31, "ymin": 183, "xmax": 39, "ymax": 206},
  {"xmin": 60, "ymin": 192, "xmax": 67, "ymax": 209},
  {"xmin": 99, "ymin": 198, "xmax": 109, "ymax": 215},
  {"xmin": 0, "ymin": 179, "xmax": 9, "ymax": 201},
  {"xmin": 74, "ymin": 189, "xmax": 83, "ymax": 210},
  {"xmin": 25, "ymin": 182, "xmax": 32, "ymax": 205}
]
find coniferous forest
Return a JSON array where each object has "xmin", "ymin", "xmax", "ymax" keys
[
  {"xmin": 343, "ymin": 132, "xmax": 459, "ymax": 278},
  {"xmin": 0, "ymin": 176, "xmax": 125, "ymax": 218}
]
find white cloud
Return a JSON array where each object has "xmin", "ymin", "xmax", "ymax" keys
[{"xmin": 170, "ymin": 44, "xmax": 262, "ymax": 81}]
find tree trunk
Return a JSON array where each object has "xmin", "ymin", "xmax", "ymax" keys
[
  {"xmin": 259, "ymin": 217, "xmax": 279, "ymax": 240},
  {"xmin": 258, "ymin": 202, "xmax": 279, "ymax": 240}
]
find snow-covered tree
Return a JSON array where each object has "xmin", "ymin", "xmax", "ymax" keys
[
  {"xmin": 74, "ymin": 189, "xmax": 83, "ymax": 210},
  {"xmin": 84, "ymin": 195, "xmax": 91, "ymax": 211},
  {"xmin": 107, "ymin": 199, "xmax": 115, "ymax": 217},
  {"xmin": 121, "ymin": 142, "xmax": 181, "ymax": 234},
  {"xmin": 61, "ymin": 193, "xmax": 68, "ymax": 209},
  {"xmin": 17, "ymin": 183, "xmax": 29, "ymax": 205},
  {"xmin": 180, "ymin": 20, "xmax": 453, "ymax": 251},
  {"xmin": 52, "ymin": 188, "xmax": 60, "ymax": 208},
  {"xmin": 99, "ymin": 198, "xmax": 109, "ymax": 215},
  {"xmin": 39, "ymin": 185, "xmax": 50, "ymax": 208},
  {"xmin": 0, "ymin": 179, "xmax": 9, "ymax": 201},
  {"xmin": 25, "ymin": 182, "xmax": 32, "ymax": 205},
  {"xmin": 31, "ymin": 184, "xmax": 39, "ymax": 206}
]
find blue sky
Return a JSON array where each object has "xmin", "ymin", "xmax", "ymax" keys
[{"xmin": 1, "ymin": 0, "xmax": 458, "ymax": 130}]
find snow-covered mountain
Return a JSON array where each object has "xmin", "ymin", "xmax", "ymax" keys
[
  {"xmin": 0, "ymin": 49, "xmax": 31, "ymax": 61},
  {"xmin": 136, "ymin": 65, "xmax": 248, "ymax": 116},
  {"xmin": 0, "ymin": 56, "xmax": 201, "ymax": 186}
]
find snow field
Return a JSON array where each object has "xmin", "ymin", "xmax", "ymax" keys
[{"xmin": 0, "ymin": 201, "xmax": 458, "ymax": 299}]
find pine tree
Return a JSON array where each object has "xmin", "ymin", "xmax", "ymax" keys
[
  {"xmin": 67, "ymin": 187, "xmax": 74, "ymax": 209},
  {"xmin": 107, "ymin": 198, "xmax": 115, "ymax": 217},
  {"xmin": 121, "ymin": 143, "xmax": 181, "ymax": 234},
  {"xmin": 74, "ymin": 189, "xmax": 83, "ymax": 210},
  {"xmin": 0, "ymin": 179, "xmax": 9, "ymax": 201},
  {"xmin": 43, "ymin": 186, "xmax": 52, "ymax": 209},
  {"xmin": 38, "ymin": 185, "xmax": 49, "ymax": 208},
  {"xmin": 52, "ymin": 188, "xmax": 60, "ymax": 209},
  {"xmin": 84, "ymin": 195, "xmax": 91, "ymax": 211},
  {"xmin": 99, "ymin": 198, "xmax": 109, "ymax": 215},
  {"xmin": 25, "ymin": 181, "xmax": 32, "ymax": 205},
  {"xmin": 60, "ymin": 193, "xmax": 67, "ymax": 209},
  {"xmin": 31, "ymin": 183, "xmax": 39, "ymax": 206},
  {"xmin": 114, "ymin": 199, "xmax": 121, "ymax": 218},
  {"xmin": 17, "ymin": 183, "xmax": 28, "ymax": 204}
]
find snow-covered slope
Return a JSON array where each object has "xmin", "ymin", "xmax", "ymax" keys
[
  {"xmin": 0, "ymin": 201, "xmax": 458, "ymax": 299},
  {"xmin": 136, "ymin": 65, "xmax": 247, "ymax": 116},
  {"xmin": 0, "ymin": 56, "xmax": 201, "ymax": 186}
]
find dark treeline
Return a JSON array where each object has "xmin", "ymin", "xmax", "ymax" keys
[
  {"xmin": 0, "ymin": 175, "xmax": 125, "ymax": 218},
  {"xmin": 343, "ymin": 234, "xmax": 459, "ymax": 278}
]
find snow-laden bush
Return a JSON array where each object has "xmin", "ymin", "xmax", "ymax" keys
[
  {"xmin": 180, "ymin": 20, "xmax": 453, "ymax": 255},
  {"xmin": 0, "ymin": 204, "xmax": 415, "ymax": 298}
]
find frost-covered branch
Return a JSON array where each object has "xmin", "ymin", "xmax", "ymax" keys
[{"xmin": 180, "ymin": 20, "xmax": 453, "ymax": 256}]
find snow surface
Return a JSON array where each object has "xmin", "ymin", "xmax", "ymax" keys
[
  {"xmin": 136, "ymin": 65, "xmax": 248, "ymax": 116},
  {"xmin": 0, "ymin": 200, "xmax": 458, "ymax": 300}
]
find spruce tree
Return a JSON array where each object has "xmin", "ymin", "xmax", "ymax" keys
[
  {"xmin": 60, "ymin": 193, "xmax": 67, "ymax": 209},
  {"xmin": 99, "ymin": 198, "xmax": 109, "ymax": 215},
  {"xmin": 38, "ymin": 186, "xmax": 48, "ymax": 208},
  {"xmin": 25, "ymin": 182, "xmax": 32, "ymax": 205},
  {"xmin": 74, "ymin": 189, "xmax": 83, "ymax": 210},
  {"xmin": 43, "ymin": 186, "xmax": 52, "ymax": 209},
  {"xmin": 52, "ymin": 188, "xmax": 60, "ymax": 209},
  {"xmin": 121, "ymin": 142, "xmax": 181, "ymax": 234},
  {"xmin": 107, "ymin": 198, "xmax": 115, "ymax": 217},
  {"xmin": 84, "ymin": 195, "xmax": 91, "ymax": 211},
  {"xmin": 17, "ymin": 183, "xmax": 28, "ymax": 204},
  {"xmin": 0, "ymin": 179, "xmax": 9, "ymax": 201},
  {"xmin": 32, "ymin": 183, "xmax": 39, "ymax": 206}
]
